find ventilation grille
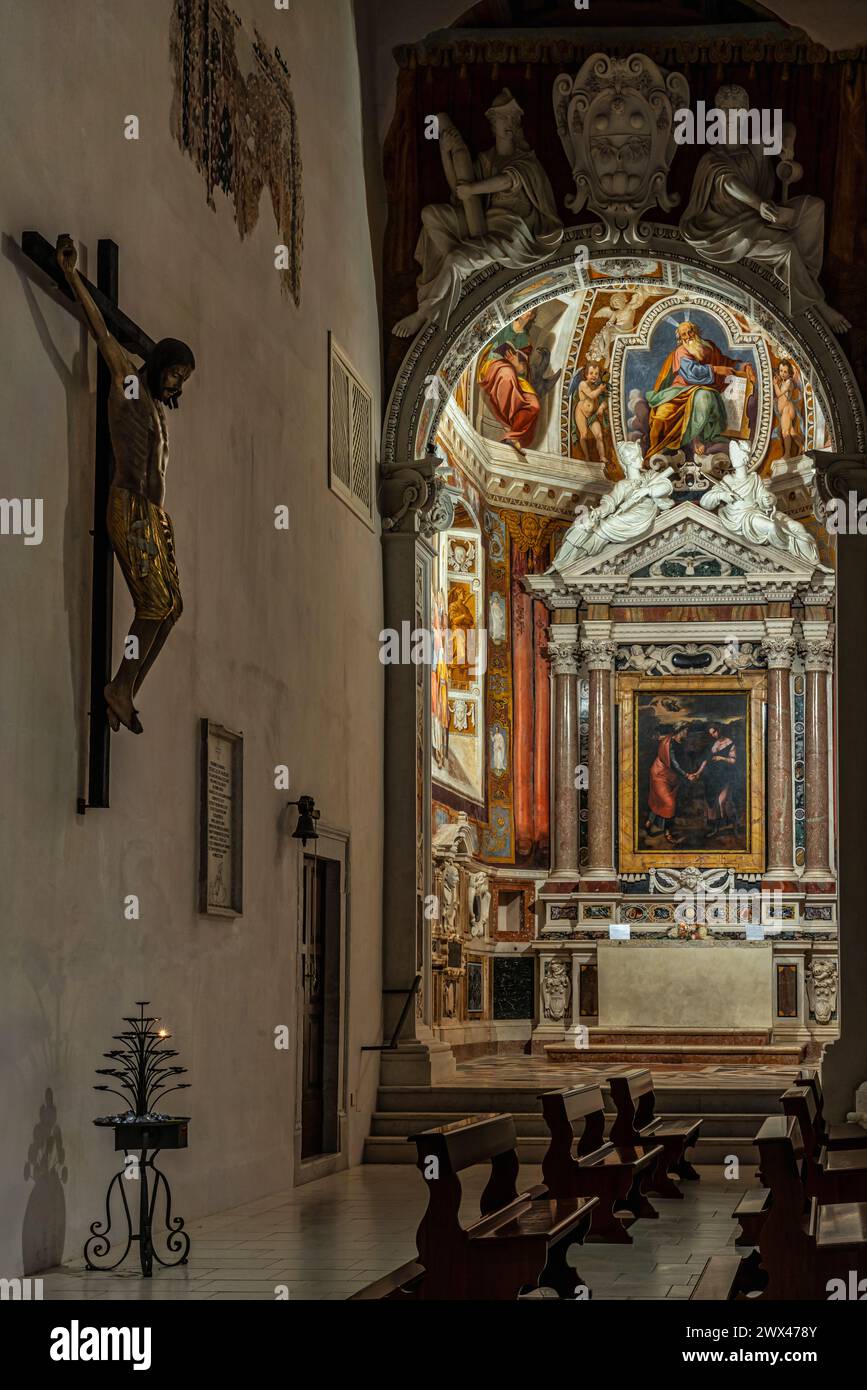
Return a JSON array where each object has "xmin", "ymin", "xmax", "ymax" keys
[{"xmin": 329, "ymin": 337, "xmax": 375, "ymax": 529}]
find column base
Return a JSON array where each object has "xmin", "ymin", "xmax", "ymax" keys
[
  {"xmin": 581, "ymin": 871, "xmax": 619, "ymax": 891},
  {"xmin": 762, "ymin": 871, "xmax": 799, "ymax": 890},
  {"xmin": 801, "ymin": 872, "xmax": 836, "ymax": 892},
  {"xmin": 378, "ymin": 1040, "xmax": 457, "ymax": 1087},
  {"xmin": 538, "ymin": 876, "xmax": 580, "ymax": 896}
]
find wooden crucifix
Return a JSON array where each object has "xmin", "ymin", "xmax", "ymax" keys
[{"xmin": 21, "ymin": 231, "xmax": 196, "ymax": 813}]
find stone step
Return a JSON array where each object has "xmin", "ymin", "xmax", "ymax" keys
[
  {"xmin": 369, "ymin": 1108, "xmax": 769, "ymax": 1139},
  {"xmin": 377, "ymin": 1084, "xmax": 787, "ymax": 1114},
  {"xmin": 545, "ymin": 1043, "xmax": 805, "ymax": 1066},
  {"xmin": 589, "ymin": 1029, "xmax": 771, "ymax": 1047},
  {"xmin": 363, "ymin": 1133, "xmax": 762, "ymax": 1168}
]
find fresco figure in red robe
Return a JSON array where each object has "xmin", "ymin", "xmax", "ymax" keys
[
  {"xmin": 477, "ymin": 312, "xmax": 541, "ymax": 455},
  {"xmin": 645, "ymin": 725, "xmax": 690, "ymax": 846}
]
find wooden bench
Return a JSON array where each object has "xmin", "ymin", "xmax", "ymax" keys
[
  {"xmin": 732, "ymin": 1186, "xmax": 771, "ymax": 1247},
  {"xmin": 797, "ymin": 1067, "xmax": 867, "ymax": 1151},
  {"xmin": 348, "ymin": 1260, "xmax": 425, "ymax": 1301},
  {"xmin": 608, "ymin": 1069, "xmax": 701, "ymax": 1199},
  {"xmin": 783, "ymin": 1083, "xmax": 867, "ymax": 1203},
  {"xmin": 754, "ymin": 1116, "xmax": 867, "ymax": 1299},
  {"xmin": 537, "ymin": 1084, "xmax": 662, "ymax": 1243},
  {"xmin": 395, "ymin": 1113, "xmax": 599, "ymax": 1300}
]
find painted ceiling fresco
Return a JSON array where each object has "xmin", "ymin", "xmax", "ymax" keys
[{"xmin": 444, "ymin": 258, "xmax": 834, "ymax": 482}]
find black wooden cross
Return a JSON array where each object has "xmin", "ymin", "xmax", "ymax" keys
[{"xmin": 20, "ymin": 230, "xmax": 156, "ymax": 814}]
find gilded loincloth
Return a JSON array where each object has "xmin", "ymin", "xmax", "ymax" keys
[{"xmin": 107, "ymin": 486, "xmax": 182, "ymax": 623}]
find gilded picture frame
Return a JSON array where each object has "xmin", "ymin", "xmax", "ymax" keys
[{"xmin": 617, "ymin": 673, "xmax": 766, "ymax": 872}]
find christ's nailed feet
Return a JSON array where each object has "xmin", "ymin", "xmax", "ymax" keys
[{"xmin": 104, "ymin": 682, "xmax": 143, "ymax": 735}]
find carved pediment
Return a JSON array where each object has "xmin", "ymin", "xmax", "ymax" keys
[
  {"xmin": 555, "ymin": 502, "xmax": 816, "ymax": 581},
  {"xmin": 524, "ymin": 501, "xmax": 831, "ymax": 607}
]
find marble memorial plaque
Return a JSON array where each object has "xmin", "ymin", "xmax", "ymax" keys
[{"xmin": 199, "ymin": 719, "xmax": 244, "ymax": 917}]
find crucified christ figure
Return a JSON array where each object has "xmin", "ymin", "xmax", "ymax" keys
[{"xmin": 56, "ymin": 234, "xmax": 195, "ymax": 735}]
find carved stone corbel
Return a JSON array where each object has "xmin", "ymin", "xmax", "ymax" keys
[
  {"xmin": 379, "ymin": 449, "xmax": 457, "ymax": 536},
  {"xmin": 809, "ymin": 451, "xmax": 867, "ymax": 507}
]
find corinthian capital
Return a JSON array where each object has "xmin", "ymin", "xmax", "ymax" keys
[
  {"xmin": 546, "ymin": 639, "xmax": 581, "ymax": 676},
  {"xmin": 801, "ymin": 636, "xmax": 835, "ymax": 672},
  {"xmin": 583, "ymin": 638, "xmax": 617, "ymax": 671},
  {"xmin": 762, "ymin": 635, "xmax": 797, "ymax": 670}
]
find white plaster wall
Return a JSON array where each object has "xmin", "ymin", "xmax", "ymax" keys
[{"xmin": 0, "ymin": 0, "xmax": 384, "ymax": 1275}]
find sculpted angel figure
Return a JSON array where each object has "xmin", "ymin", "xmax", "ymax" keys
[
  {"xmin": 700, "ymin": 440, "xmax": 820, "ymax": 565},
  {"xmin": 393, "ymin": 90, "xmax": 563, "ymax": 337},
  {"xmin": 680, "ymin": 85, "xmax": 850, "ymax": 335},
  {"xmin": 548, "ymin": 441, "xmax": 674, "ymax": 574}
]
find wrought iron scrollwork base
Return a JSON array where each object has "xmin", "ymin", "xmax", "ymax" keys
[{"xmin": 84, "ymin": 1149, "xmax": 190, "ymax": 1277}]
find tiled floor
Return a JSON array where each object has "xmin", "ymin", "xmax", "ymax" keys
[{"xmin": 40, "ymin": 1163, "xmax": 756, "ymax": 1301}]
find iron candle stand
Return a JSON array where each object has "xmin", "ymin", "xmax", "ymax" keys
[{"xmin": 84, "ymin": 1001, "xmax": 191, "ymax": 1277}]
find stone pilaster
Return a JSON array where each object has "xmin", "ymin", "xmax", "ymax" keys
[
  {"xmin": 546, "ymin": 627, "xmax": 581, "ymax": 884},
  {"xmin": 583, "ymin": 630, "xmax": 617, "ymax": 884},
  {"xmin": 801, "ymin": 624, "xmax": 835, "ymax": 885},
  {"xmin": 820, "ymin": 459, "xmax": 867, "ymax": 1121},
  {"xmin": 379, "ymin": 454, "xmax": 457, "ymax": 1084},
  {"xmin": 763, "ymin": 624, "xmax": 797, "ymax": 882}
]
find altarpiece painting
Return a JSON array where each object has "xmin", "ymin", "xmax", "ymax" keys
[{"xmin": 617, "ymin": 675, "xmax": 766, "ymax": 872}]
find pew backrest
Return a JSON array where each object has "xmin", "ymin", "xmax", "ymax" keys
[
  {"xmin": 410, "ymin": 1113, "xmax": 521, "ymax": 1220},
  {"xmin": 539, "ymin": 1084, "xmax": 607, "ymax": 1158},
  {"xmin": 781, "ymin": 1084, "xmax": 820, "ymax": 1160},
  {"xmin": 609, "ymin": 1069, "xmax": 656, "ymax": 1146}
]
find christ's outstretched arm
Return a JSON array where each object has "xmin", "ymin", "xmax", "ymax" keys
[{"xmin": 56, "ymin": 234, "xmax": 132, "ymax": 388}]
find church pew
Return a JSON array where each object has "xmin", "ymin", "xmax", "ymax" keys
[
  {"xmin": 608, "ymin": 1069, "xmax": 701, "ymax": 1199},
  {"xmin": 353, "ymin": 1113, "xmax": 598, "ymax": 1300},
  {"xmin": 348, "ymin": 1260, "xmax": 426, "ymax": 1301},
  {"xmin": 797, "ymin": 1068, "xmax": 867, "ymax": 1151},
  {"xmin": 537, "ymin": 1083, "xmax": 662, "ymax": 1243},
  {"xmin": 755, "ymin": 1116, "xmax": 867, "ymax": 1299},
  {"xmin": 409, "ymin": 1113, "xmax": 598, "ymax": 1300},
  {"xmin": 733, "ymin": 1187, "xmax": 771, "ymax": 1247},
  {"xmin": 783, "ymin": 1083, "xmax": 867, "ymax": 1202}
]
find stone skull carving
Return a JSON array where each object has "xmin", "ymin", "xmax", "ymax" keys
[{"xmin": 553, "ymin": 53, "xmax": 689, "ymax": 245}]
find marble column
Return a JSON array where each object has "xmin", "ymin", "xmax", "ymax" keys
[
  {"xmin": 583, "ymin": 634, "xmax": 617, "ymax": 883},
  {"xmin": 801, "ymin": 626, "xmax": 835, "ymax": 883},
  {"xmin": 764, "ymin": 627, "xmax": 797, "ymax": 881},
  {"xmin": 547, "ymin": 627, "xmax": 580, "ymax": 882}
]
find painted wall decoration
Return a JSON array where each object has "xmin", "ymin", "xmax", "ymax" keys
[
  {"xmin": 426, "ymin": 255, "xmax": 837, "ymax": 477},
  {"xmin": 475, "ymin": 300, "xmax": 567, "ymax": 456},
  {"xmin": 617, "ymin": 674, "xmax": 766, "ymax": 872},
  {"xmin": 170, "ymin": 0, "xmax": 303, "ymax": 304}
]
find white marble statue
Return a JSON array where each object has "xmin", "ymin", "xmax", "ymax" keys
[
  {"xmin": 680, "ymin": 85, "xmax": 850, "ymax": 334},
  {"xmin": 440, "ymin": 860, "xmax": 461, "ymax": 936},
  {"xmin": 469, "ymin": 871, "xmax": 491, "ymax": 938},
  {"xmin": 699, "ymin": 440, "xmax": 820, "ymax": 565},
  {"xmin": 393, "ymin": 90, "xmax": 563, "ymax": 337},
  {"xmin": 548, "ymin": 440, "xmax": 674, "ymax": 573}
]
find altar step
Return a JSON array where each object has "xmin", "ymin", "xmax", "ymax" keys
[
  {"xmin": 364, "ymin": 1082, "xmax": 782, "ymax": 1167},
  {"xmin": 544, "ymin": 1029, "xmax": 805, "ymax": 1067}
]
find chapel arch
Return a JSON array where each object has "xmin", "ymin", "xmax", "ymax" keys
[{"xmin": 379, "ymin": 229, "xmax": 865, "ymax": 1081}]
